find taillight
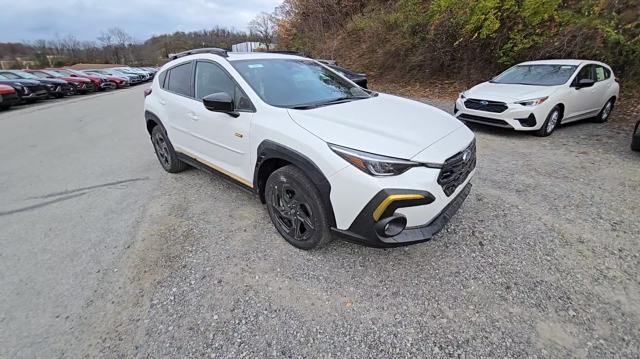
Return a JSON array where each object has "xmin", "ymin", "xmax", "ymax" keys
[{"xmin": 144, "ymin": 88, "xmax": 152, "ymax": 97}]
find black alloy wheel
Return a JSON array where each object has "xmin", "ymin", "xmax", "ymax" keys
[
  {"xmin": 151, "ymin": 125, "xmax": 188, "ymax": 173},
  {"xmin": 265, "ymin": 165, "xmax": 332, "ymax": 250}
]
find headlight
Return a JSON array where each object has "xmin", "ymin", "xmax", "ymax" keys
[
  {"xmin": 329, "ymin": 144, "xmax": 439, "ymax": 176},
  {"xmin": 515, "ymin": 96, "xmax": 548, "ymax": 106},
  {"xmin": 459, "ymin": 91, "xmax": 469, "ymax": 99}
]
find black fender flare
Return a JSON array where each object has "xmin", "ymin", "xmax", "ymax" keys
[
  {"xmin": 145, "ymin": 110, "xmax": 165, "ymax": 135},
  {"xmin": 254, "ymin": 140, "xmax": 336, "ymax": 227}
]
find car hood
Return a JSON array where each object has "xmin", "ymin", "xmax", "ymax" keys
[
  {"xmin": 0, "ymin": 79, "xmax": 41, "ymax": 86},
  {"xmin": 287, "ymin": 93, "xmax": 464, "ymax": 160},
  {"xmin": 38, "ymin": 78, "xmax": 68, "ymax": 85},
  {"xmin": 466, "ymin": 81, "xmax": 558, "ymax": 102},
  {"xmin": 62, "ymin": 77, "xmax": 91, "ymax": 83}
]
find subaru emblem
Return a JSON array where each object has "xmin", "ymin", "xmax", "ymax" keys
[
  {"xmin": 480, "ymin": 100, "xmax": 489, "ymax": 106},
  {"xmin": 462, "ymin": 149, "xmax": 471, "ymax": 162}
]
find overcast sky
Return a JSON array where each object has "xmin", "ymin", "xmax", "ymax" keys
[{"xmin": 0, "ymin": 0, "xmax": 282, "ymax": 43}]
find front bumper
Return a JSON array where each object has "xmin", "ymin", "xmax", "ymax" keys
[
  {"xmin": 0, "ymin": 92, "xmax": 21, "ymax": 106},
  {"xmin": 332, "ymin": 183, "xmax": 472, "ymax": 247},
  {"xmin": 99, "ymin": 82, "xmax": 116, "ymax": 90},
  {"xmin": 455, "ymin": 97, "xmax": 551, "ymax": 131},
  {"xmin": 328, "ymin": 138, "xmax": 476, "ymax": 247},
  {"xmin": 21, "ymin": 89, "xmax": 49, "ymax": 101}
]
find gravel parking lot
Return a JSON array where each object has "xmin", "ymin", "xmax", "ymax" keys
[{"xmin": 1, "ymin": 85, "xmax": 639, "ymax": 358}]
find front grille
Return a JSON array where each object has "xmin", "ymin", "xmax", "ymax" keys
[
  {"xmin": 458, "ymin": 113, "xmax": 512, "ymax": 128},
  {"xmin": 438, "ymin": 140, "xmax": 476, "ymax": 197},
  {"xmin": 464, "ymin": 98, "xmax": 508, "ymax": 113}
]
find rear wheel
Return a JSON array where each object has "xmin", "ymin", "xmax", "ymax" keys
[
  {"xmin": 594, "ymin": 98, "xmax": 614, "ymax": 123},
  {"xmin": 535, "ymin": 106, "xmax": 562, "ymax": 137},
  {"xmin": 265, "ymin": 165, "xmax": 332, "ymax": 250},
  {"xmin": 151, "ymin": 125, "xmax": 188, "ymax": 173}
]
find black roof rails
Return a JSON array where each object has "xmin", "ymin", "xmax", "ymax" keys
[
  {"xmin": 266, "ymin": 50, "xmax": 306, "ymax": 57},
  {"xmin": 168, "ymin": 48, "xmax": 228, "ymax": 60}
]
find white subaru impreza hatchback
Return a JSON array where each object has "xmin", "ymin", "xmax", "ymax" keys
[
  {"xmin": 144, "ymin": 48, "xmax": 476, "ymax": 249},
  {"xmin": 455, "ymin": 60, "xmax": 619, "ymax": 136}
]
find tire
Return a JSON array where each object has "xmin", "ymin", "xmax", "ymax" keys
[
  {"xmin": 0, "ymin": 104, "xmax": 10, "ymax": 111},
  {"xmin": 150, "ymin": 125, "xmax": 188, "ymax": 173},
  {"xmin": 632, "ymin": 121, "xmax": 640, "ymax": 152},
  {"xmin": 265, "ymin": 165, "xmax": 332, "ymax": 250},
  {"xmin": 594, "ymin": 98, "xmax": 615, "ymax": 123},
  {"xmin": 534, "ymin": 106, "xmax": 562, "ymax": 137}
]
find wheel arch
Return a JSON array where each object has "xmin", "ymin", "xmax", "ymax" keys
[
  {"xmin": 254, "ymin": 140, "xmax": 336, "ymax": 227},
  {"xmin": 145, "ymin": 110, "xmax": 164, "ymax": 135},
  {"xmin": 555, "ymin": 103, "xmax": 565, "ymax": 118}
]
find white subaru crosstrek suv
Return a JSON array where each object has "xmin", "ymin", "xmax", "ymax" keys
[
  {"xmin": 144, "ymin": 48, "xmax": 476, "ymax": 249},
  {"xmin": 455, "ymin": 60, "xmax": 619, "ymax": 136}
]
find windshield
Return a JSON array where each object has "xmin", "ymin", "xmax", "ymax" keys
[
  {"xmin": 0, "ymin": 72, "xmax": 21, "ymax": 79},
  {"xmin": 492, "ymin": 64, "xmax": 578, "ymax": 86},
  {"xmin": 48, "ymin": 70, "xmax": 69, "ymax": 77},
  {"xmin": 11, "ymin": 70, "xmax": 39, "ymax": 79},
  {"xmin": 231, "ymin": 59, "xmax": 370, "ymax": 108}
]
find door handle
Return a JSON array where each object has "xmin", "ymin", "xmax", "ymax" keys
[{"xmin": 187, "ymin": 112, "xmax": 199, "ymax": 121}]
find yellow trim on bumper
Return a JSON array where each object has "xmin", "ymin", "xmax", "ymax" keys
[{"xmin": 372, "ymin": 194, "xmax": 425, "ymax": 221}]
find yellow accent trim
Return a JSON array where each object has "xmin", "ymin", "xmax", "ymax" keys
[
  {"xmin": 176, "ymin": 150, "xmax": 253, "ymax": 188},
  {"xmin": 372, "ymin": 194, "xmax": 425, "ymax": 221}
]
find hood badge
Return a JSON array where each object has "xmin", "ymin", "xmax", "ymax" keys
[{"xmin": 462, "ymin": 149, "xmax": 472, "ymax": 162}]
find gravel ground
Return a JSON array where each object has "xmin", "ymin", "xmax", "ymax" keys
[{"xmin": 1, "ymin": 86, "xmax": 639, "ymax": 358}]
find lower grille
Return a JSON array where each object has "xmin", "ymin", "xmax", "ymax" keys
[
  {"xmin": 464, "ymin": 98, "xmax": 508, "ymax": 113},
  {"xmin": 438, "ymin": 140, "xmax": 476, "ymax": 197},
  {"xmin": 458, "ymin": 114, "xmax": 512, "ymax": 128}
]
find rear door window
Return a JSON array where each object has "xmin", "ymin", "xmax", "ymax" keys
[
  {"xmin": 166, "ymin": 62, "xmax": 193, "ymax": 97},
  {"xmin": 594, "ymin": 66, "xmax": 608, "ymax": 81}
]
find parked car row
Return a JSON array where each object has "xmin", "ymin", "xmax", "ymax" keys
[{"xmin": 0, "ymin": 66, "xmax": 158, "ymax": 111}]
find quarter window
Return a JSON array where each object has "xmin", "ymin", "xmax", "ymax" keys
[
  {"xmin": 158, "ymin": 70, "xmax": 167, "ymax": 88},
  {"xmin": 166, "ymin": 62, "xmax": 192, "ymax": 96}
]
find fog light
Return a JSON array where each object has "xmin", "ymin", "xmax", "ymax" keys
[
  {"xmin": 515, "ymin": 114, "xmax": 537, "ymax": 127},
  {"xmin": 375, "ymin": 214, "xmax": 407, "ymax": 238}
]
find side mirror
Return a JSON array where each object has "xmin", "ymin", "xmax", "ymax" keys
[
  {"xmin": 202, "ymin": 92, "xmax": 239, "ymax": 117},
  {"xmin": 575, "ymin": 79, "xmax": 595, "ymax": 89}
]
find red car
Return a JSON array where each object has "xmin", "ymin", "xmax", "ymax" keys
[
  {"xmin": 26, "ymin": 69, "xmax": 96, "ymax": 94},
  {"xmin": 0, "ymin": 84, "xmax": 20, "ymax": 110},
  {"xmin": 83, "ymin": 70, "xmax": 129, "ymax": 88},
  {"xmin": 52, "ymin": 68, "xmax": 114, "ymax": 91}
]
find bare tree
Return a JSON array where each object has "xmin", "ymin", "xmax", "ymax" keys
[
  {"xmin": 98, "ymin": 27, "xmax": 133, "ymax": 63},
  {"xmin": 249, "ymin": 12, "xmax": 276, "ymax": 50}
]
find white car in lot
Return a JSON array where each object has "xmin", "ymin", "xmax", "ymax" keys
[
  {"xmin": 455, "ymin": 60, "xmax": 619, "ymax": 136},
  {"xmin": 144, "ymin": 48, "xmax": 476, "ymax": 249}
]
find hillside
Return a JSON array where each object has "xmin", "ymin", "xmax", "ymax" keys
[{"xmin": 274, "ymin": 0, "xmax": 640, "ymax": 86}]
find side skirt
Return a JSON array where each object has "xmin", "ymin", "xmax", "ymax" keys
[{"xmin": 176, "ymin": 153, "xmax": 255, "ymax": 195}]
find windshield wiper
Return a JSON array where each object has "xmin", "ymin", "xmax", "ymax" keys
[{"xmin": 289, "ymin": 96, "xmax": 368, "ymax": 110}]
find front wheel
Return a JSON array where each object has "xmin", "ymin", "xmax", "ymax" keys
[
  {"xmin": 265, "ymin": 165, "xmax": 332, "ymax": 250},
  {"xmin": 534, "ymin": 106, "xmax": 562, "ymax": 137}
]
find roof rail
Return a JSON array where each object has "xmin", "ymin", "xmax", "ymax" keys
[
  {"xmin": 266, "ymin": 50, "xmax": 306, "ymax": 57},
  {"xmin": 168, "ymin": 48, "xmax": 228, "ymax": 60}
]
